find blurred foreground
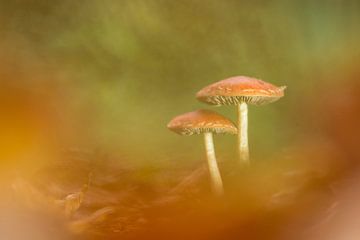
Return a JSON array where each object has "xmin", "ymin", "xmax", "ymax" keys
[{"xmin": 1, "ymin": 69, "xmax": 360, "ymax": 240}]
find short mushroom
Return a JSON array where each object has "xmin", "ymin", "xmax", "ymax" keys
[
  {"xmin": 167, "ymin": 109, "xmax": 237, "ymax": 196},
  {"xmin": 196, "ymin": 76, "xmax": 286, "ymax": 165}
]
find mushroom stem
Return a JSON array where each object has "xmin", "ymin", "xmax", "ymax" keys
[
  {"xmin": 237, "ymin": 102, "xmax": 250, "ymax": 165},
  {"xmin": 203, "ymin": 132, "xmax": 224, "ymax": 196}
]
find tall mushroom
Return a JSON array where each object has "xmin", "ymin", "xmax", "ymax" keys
[
  {"xmin": 167, "ymin": 109, "xmax": 237, "ymax": 196},
  {"xmin": 196, "ymin": 76, "xmax": 286, "ymax": 165}
]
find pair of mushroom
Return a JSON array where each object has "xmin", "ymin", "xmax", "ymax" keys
[{"xmin": 167, "ymin": 76, "xmax": 286, "ymax": 195}]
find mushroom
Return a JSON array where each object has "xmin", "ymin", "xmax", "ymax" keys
[
  {"xmin": 167, "ymin": 109, "xmax": 237, "ymax": 196},
  {"xmin": 196, "ymin": 76, "xmax": 286, "ymax": 165}
]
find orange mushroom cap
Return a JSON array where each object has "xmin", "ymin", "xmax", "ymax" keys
[
  {"xmin": 196, "ymin": 76, "xmax": 286, "ymax": 106},
  {"xmin": 167, "ymin": 109, "xmax": 237, "ymax": 135}
]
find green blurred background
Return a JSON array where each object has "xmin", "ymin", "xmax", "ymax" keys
[{"xmin": 1, "ymin": 0, "xmax": 359, "ymax": 169}]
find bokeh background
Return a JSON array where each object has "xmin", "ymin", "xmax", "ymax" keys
[{"xmin": 1, "ymin": 1, "xmax": 360, "ymax": 239}]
